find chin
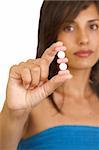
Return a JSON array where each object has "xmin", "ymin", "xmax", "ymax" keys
[
  {"xmin": 67, "ymin": 54, "xmax": 99, "ymax": 70},
  {"xmin": 68, "ymin": 61, "xmax": 96, "ymax": 70}
]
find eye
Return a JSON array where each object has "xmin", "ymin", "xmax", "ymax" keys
[
  {"xmin": 90, "ymin": 24, "xmax": 99, "ymax": 31},
  {"xmin": 64, "ymin": 25, "xmax": 74, "ymax": 32}
]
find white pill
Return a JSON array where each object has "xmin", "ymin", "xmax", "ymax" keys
[
  {"xmin": 57, "ymin": 51, "xmax": 65, "ymax": 59},
  {"xmin": 59, "ymin": 63, "xmax": 67, "ymax": 70}
]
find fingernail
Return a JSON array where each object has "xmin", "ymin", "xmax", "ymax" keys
[
  {"xmin": 67, "ymin": 75, "xmax": 73, "ymax": 79},
  {"xmin": 57, "ymin": 58, "xmax": 68, "ymax": 63},
  {"xmin": 29, "ymin": 86, "xmax": 35, "ymax": 90},
  {"xmin": 57, "ymin": 41, "xmax": 63, "ymax": 45},
  {"xmin": 24, "ymin": 83, "xmax": 30, "ymax": 89},
  {"xmin": 55, "ymin": 46, "xmax": 66, "ymax": 52},
  {"xmin": 58, "ymin": 70, "xmax": 67, "ymax": 75}
]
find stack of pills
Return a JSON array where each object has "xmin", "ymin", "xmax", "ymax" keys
[{"xmin": 57, "ymin": 51, "xmax": 67, "ymax": 70}]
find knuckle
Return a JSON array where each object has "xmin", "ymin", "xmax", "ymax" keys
[
  {"xmin": 41, "ymin": 58, "xmax": 48, "ymax": 65},
  {"xmin": 41, "ymin": 57, "xmax": 49, "ymax": 65},
  {"xmin": 43, "ymin": 83, "xmax": 50, "ymax": 96},
  {"xmin": 50, "ymin": 42, "xmax": 58, "ymax": 50},
  {"xmin": 51, "ymin": 41, "xmax": 63, "ymax": 49},
  {"xmin": 19, "ymin": 62, "xmax": 25, "ymax": 66},
  {"xmin": 26, "ymin": 59, "xmax": 34, "ymax": 63},
  {"xmin": 9, "ymin": 65, "xmax": 17, "ymax": 73},
  {"xmin": 26, "ymin": 58, "xmax": 40, "ymax": 65},
  {"xmin": 51, "ymin": 42, "xmax": 56, "ymax": 48},
  {"xmin": 51, "ymin": 76, "xmax": 58, "ymax": 85},
  {"xmin": 40, "ymin": 85, "xmax": 47, "ymax": 99}
]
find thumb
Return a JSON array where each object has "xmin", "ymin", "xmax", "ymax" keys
[
  {"xmin": 28, "ymin": 70, "xmax": 72, "ymax": 107},
  {"xmin": 42, "ymin": 70, "xmax": 72, "ymax": 97}
]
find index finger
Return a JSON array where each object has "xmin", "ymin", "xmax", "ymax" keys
[{"xmin": 42, "ymin": 41, "xmax": 65, "ymax": 65}]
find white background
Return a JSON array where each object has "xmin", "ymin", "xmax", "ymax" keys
[{"xmin": 0, "ymin": 0, "xmax": 43, "ymax": 111}]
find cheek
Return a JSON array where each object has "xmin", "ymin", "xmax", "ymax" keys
[
  {"xmin": 57, "ymin": 33, "xmax": 75, "ymax": 50},
  {"xmin": 57, "ymin": 32, "xmax": 99, "ymax": 69},
  {"xmin": 95, "ymin": 47, "xmax": 99, "ymax": 59},
  {"xmin": 90, "ymin": 35, "xmax": 99, "ymax": 59},
  {"xmin": 96, "ymin": 40, "xmax": 99, "ymax": 59},
  {"xmin": 66, "ymin": 55, "xmax": 98, "ymax": 70}
]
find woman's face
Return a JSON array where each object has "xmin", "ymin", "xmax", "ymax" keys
[{"xmin": 57, "ymin": 4, "xmax": 99, "ymax": 69}]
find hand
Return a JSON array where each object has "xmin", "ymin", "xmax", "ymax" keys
[{"xmin": 5, "ymin": 41, "xmax": 72, "ymax": 111}]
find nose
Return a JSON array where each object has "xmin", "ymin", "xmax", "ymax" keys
[{"xmin": 77, "ymin": 29, "xmax": 89, "ymax": 46}]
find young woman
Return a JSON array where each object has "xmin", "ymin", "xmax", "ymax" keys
[{"xmin": 0, "ymin": 1, "xmax": 99, "ymax": 150}]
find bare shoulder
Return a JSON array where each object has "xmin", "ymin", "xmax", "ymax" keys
[
  {"xmin": 22, "ymin": 94, "xmax": 99, "ymax": 139},
  {"xmin": 22, "ymin": 97, "xmax": 58, "ymax": 139}
]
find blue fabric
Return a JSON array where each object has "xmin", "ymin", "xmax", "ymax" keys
[{"xmin": 17, "ymin": 125, "xmax": 99, "ymax": 150}]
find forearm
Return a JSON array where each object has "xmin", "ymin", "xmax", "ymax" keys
[{"xmin": 0, "ymin": 104, "xmax": 29, "ymax": 150}]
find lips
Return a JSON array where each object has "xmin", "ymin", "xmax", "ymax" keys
[{"xmin": 74, "ymin": 50, "xmax": 94, "ymax": 57}]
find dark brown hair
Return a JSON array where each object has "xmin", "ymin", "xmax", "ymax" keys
[{"xmin": 36, "ymin": 0, "xmax": 99, "ymax": 110}]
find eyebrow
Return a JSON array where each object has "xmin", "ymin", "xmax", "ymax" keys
[
  {"xmin": 63, "ymin": 19, "xmax": 99, "ymax": 26},
  {"xmin": 88, "ymin": 19, "xmax": 99, "ymax": 23}
]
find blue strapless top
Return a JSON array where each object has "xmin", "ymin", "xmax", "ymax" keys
[{"xmin": 17, "ymin": 125, "xmax": 99, "ymax": 150}]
